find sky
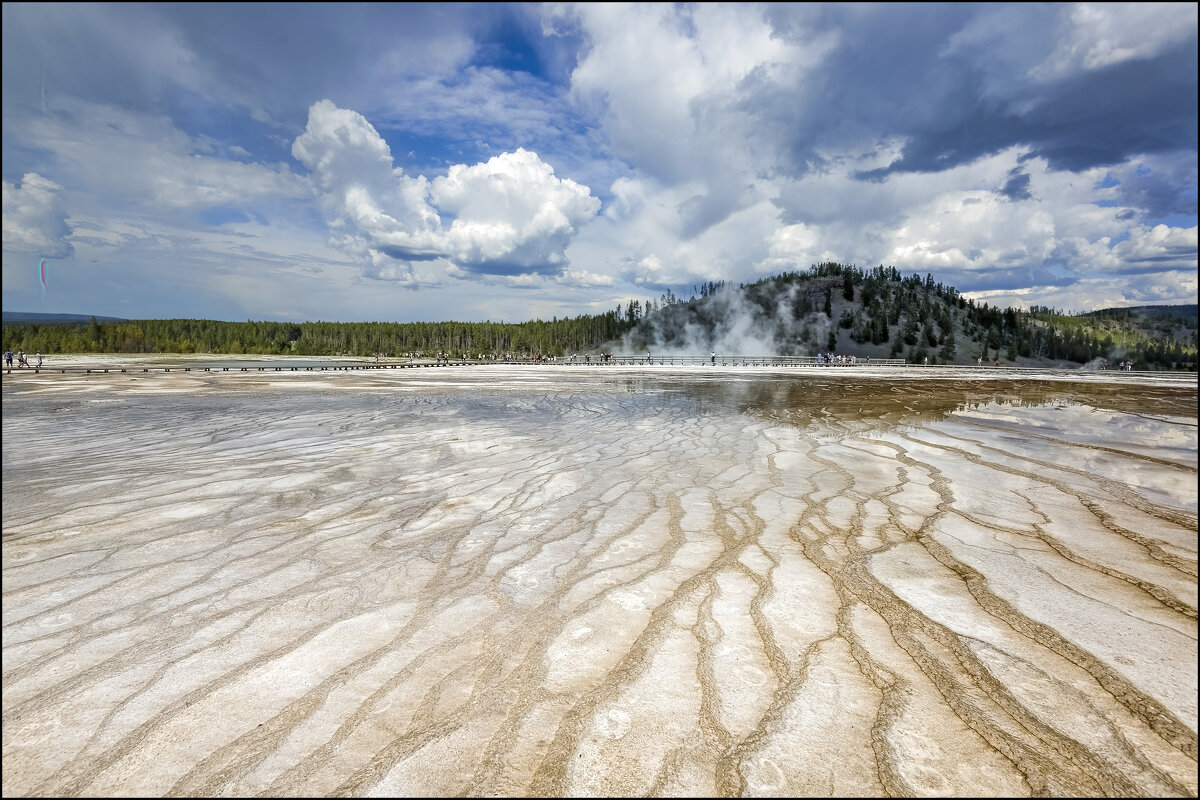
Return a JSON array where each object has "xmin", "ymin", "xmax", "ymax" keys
[{"xmin": 2, "ymin": 2, "xmax": 1197, "ymax": 324}]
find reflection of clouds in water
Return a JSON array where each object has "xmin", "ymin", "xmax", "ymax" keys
[
  {"xmin": 943, "ymin": 400, "xmax": 1198, "ymax": 512},
  {"xmin": 1, "ymin": 368, "xmax": 1195, "ymax": 797},
  {"xmin": 957, "ymin": 401, "xmax": 1196, "ymax": 449}
]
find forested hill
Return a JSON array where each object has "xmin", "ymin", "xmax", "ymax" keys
[
  {"xmin": 2, "ymin": 262, "xmax": 1196, "ymax": 369},
  {"xmin": 624, "ymin": 263, "xmax": 1196, "ymax": 370}
]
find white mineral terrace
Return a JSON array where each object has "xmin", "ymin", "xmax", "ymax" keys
[{"xmin": 2, "ymin": 362, "xmax": 1196, "ymax": 797}]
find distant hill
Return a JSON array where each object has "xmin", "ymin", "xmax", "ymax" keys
[
  {"xmin": 1080, "ymin": 305, "xmax": 1197, "ymax": 345},
  {"xmin": 2, "ymin": 311, "xmax": 128, "ymax": 324},
  {"xmin": 1119, "ymin": 303, "xmax": 1197, "ymax": 318},
  {"xmin": 621, "ymin": 264, "xmax": 1197, "ymax": 369},
  {"xmin": 1085, "ymin": 304, "xmax": 1197, "ymax": 325}
]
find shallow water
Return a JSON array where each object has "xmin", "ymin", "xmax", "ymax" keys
[{"xmin": 2, "ymin": 366, "xmax": 1196, "ymax": 796}]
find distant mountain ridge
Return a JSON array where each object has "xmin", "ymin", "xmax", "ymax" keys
[
  {"xmin": 1101, "ymin": 304, "xmax": 1197, "ymax": 316},
  {"xmin": 1086, "ymin": 304, "xmax": 1197, "ymax": 324},
  {"xmin": 2, "ymin": 311, "xmax": 128, "ymax": 324}
]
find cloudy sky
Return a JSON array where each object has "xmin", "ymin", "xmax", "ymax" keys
[{"xmin": 3, "ymin": 3, "xmax": 1196, "ymax": 323}]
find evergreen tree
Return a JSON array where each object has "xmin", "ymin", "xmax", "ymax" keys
[
  {"xmin": 939, "ymin": 329, "xmax": 957, "ymax": 361},
  {"xmin": 923, "ymin": 322, "xmax": 939, "ymax": 347}
]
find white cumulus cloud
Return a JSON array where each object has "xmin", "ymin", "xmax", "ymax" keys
[
  {"xmin": 292, "ymin": 100, "xmax": 600, "ymax": 284},
  {"xmin": 1032, "ymin": 2, "xmax": 1197, "ymax": 80},
  {"xmin": 432, "ymin": 149, "xmax": 599, "ymax": 273},
  {"xmin": 2, "ymin": 172, "xmax": 74, "ymax": 258}
]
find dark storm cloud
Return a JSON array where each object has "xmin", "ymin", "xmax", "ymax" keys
[
  {"xmin": 1023, "ymin": 42, "xmax": 1197, "ymax": 172},
  {"xmin": 1, "ymin": 3, "xmax": 532, "ymax": 129},
  {"xmin": 1000, "ymin": 169, "xmax": 1033, "ymax": 201},
  {"xmin": 754, "ymin": 5, "xmax": 1197, "ymax": 181},
  {"xmin": 936, "ymin": 266, "xmax": 1083, "ymax": 294},
  {"xmin": 452, "ymin": 260, "xmax": 547, "ymax": 277},
  {"xmin": 375, "ymin": 244, "xmax": 444, "ymax": 262},
  {"xmin": 751, "ymin": 3, "xmax": 998, "ymax": 176},
  {"xmin": 1114, "ymin": 154, "xmax": 1199, "ymax": 220},
  {"xmin": 856, "ymin": 39, "xmax": 1198, "ymax": 180}
]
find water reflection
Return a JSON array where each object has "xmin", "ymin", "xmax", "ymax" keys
[{"xmin": 606, "ymin": 374, "xmax": 1198, "ymax": 434}]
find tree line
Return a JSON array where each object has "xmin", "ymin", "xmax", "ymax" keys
[{"xmin": 2, "ymin": 310, "xmax": 635, "ymax": 360}]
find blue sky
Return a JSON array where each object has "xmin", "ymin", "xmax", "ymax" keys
[{"xmin": 3, "ymin": 2, "xmax": 1196, "ymax": 323}]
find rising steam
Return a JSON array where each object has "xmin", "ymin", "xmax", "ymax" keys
[{"xmin": 619, "ymin": 279, "xmax": 840, "ymax": 356}]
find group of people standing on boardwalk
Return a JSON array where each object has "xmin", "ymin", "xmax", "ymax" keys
[
  {"xmin": 816, "ymin": 352, "xmax": 864, "ymax": 365},
  {"xmin": 3, "ymin": 350, "xmax": 41, "ymax": 369}
]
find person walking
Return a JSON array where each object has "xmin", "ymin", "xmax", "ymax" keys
[
  {"xmin": 35, "ymin": 352, "xmax": 43, "ymax": 368},
  {"xmin": 3, "ymin": 350, "xmax": 11, "ymax": 368}
]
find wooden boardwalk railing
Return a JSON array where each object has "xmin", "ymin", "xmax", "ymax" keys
[
  {"xmin": 3, "ymin": 354, "xmax": 907, "ymax": 374},
  {"xmin": 12, "ymin": 356, "xmax": 1183, "ymax": 374}
]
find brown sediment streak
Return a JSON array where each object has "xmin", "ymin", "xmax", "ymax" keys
[
  {"xmin": 526, "ymin": 490, "xmax": 739, "ymax": 796},
  {"xmin": 800, "ymin": 474, "xmax": 1175, "ymax": 796},
  {"xmin": 2, "ymin": 367, "xmax": 1195, "ymax": 797},
  {"xmin": 462, "ymin": 501, "xmax": 683, "ymax": 796},
  {"xmin": 918, "ymin": 425, "xmax": 1199, "ymax": 568},
  {"xmin": 761, "ymin": 403, "xmax": 1192, "ymax": 795},
  {"xmin": 927, "ymin": 532, "xmax": 1197, "ymax": 761},
  {"xmin": 890, "ymin": 428, "xmax": 1198, "ymax": 610},
  {"xmin": 967, "ymin": 419, "xmax": 1199, "ymax": 472},
  {"xmin": 883, "ymin": 438, "xmax": 1198, "ymax": 769}
]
